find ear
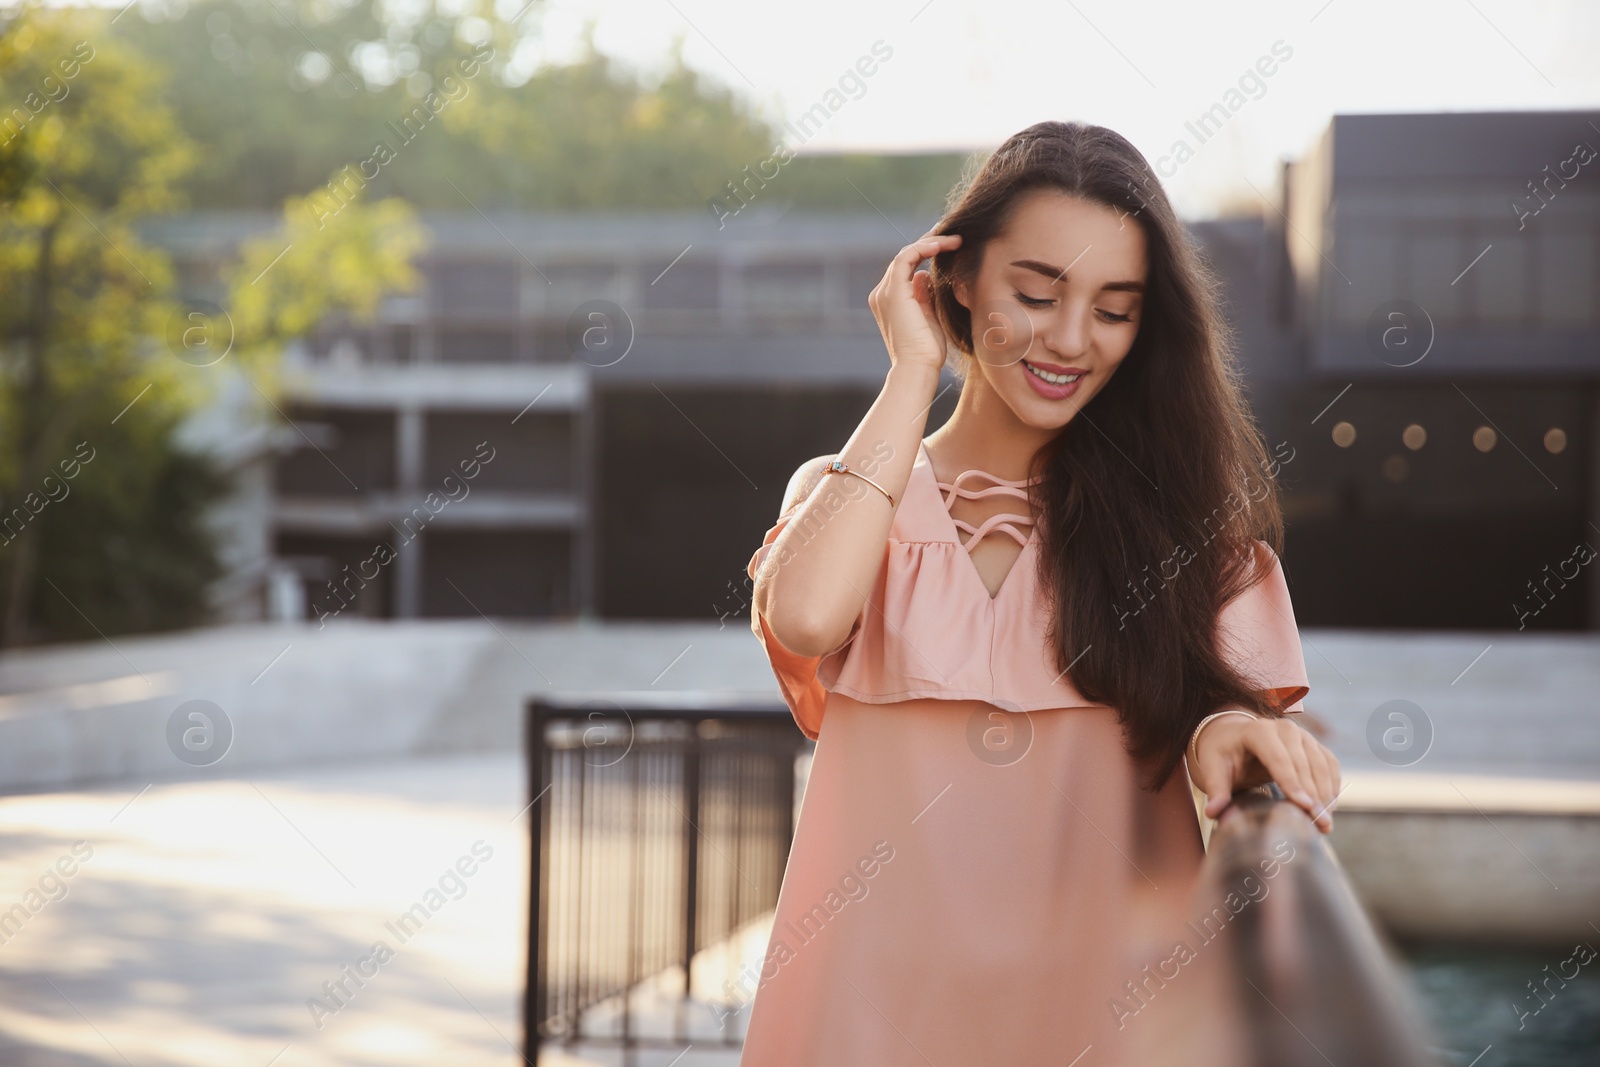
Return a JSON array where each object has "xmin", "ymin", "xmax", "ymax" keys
[{"xmin": 952, "ymin": 271, "xmax": 973, "ymax": 311}]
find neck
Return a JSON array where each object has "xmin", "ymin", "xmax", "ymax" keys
[{"xmin": 925, "ymin": 368, "xmax": 1056, "ymax": 481}]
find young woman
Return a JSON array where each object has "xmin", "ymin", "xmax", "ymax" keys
[{"xmin": 739, "ymin": 120, "xmax": 1340, "ymax": 1065}]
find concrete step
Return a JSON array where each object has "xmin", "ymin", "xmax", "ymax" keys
[{"xmin": 1330, "ymin": 770, "xmax": 1600, "ymax": 946}]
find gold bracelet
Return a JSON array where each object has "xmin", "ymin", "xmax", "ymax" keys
[
  {"xmin": 820, "ymin": 459, "xmax": 896, "ymax": 508},
  {"xmin": 1188, "ymin": 709, "xmax": 1259, "ymax": 767}
]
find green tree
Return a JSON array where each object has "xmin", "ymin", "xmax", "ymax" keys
[
  {"xmin": 114, "ymin": 0, "xmax": 968, "ymax": 216},
  {"xmin": 0, "ymin": 6, "xmax": 199, "ymax": 645},
  {"xmin": 0, "ymin": 5, "xmax": 426, "ymax": 646},
  {"xmin": 115, "ymin": 0, "xmax": 783, "ymax": 210},
  {"xmin": 226, "ymin": 180, "xmax": 426, "ymax": 370},
  {"xmin": 445, "ymin": 41, "xmax": 776, "ymax": 209},
  {"xmin": 113, "ymin": 0, "xmax": 529, "ymax": 208}
]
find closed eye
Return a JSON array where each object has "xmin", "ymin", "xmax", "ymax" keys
[{"xmin": 1014, "ymin": 290, "xmax": 1135, "ymax": 324}]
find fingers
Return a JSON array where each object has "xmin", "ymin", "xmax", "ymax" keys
[
  {"xmin": 1283, "ymin": 719, "xmax": 1341, "ymax": 830},
  {"xmin": 915, "ymin": 228, "xmax": 963, "ymax": 249},
  {"xmin": 868, "ymin": 233, "xmax": 962, "ymax": 369},
  {"xmin": 1248, "ymin": 721, "xmax": 1337, "ymax": 833},
  {"xmin": 1202, "ymin": 781, "xmax": 1232, "ymax": 820},
  {"xmin": 1188, "ymin": 746, "xmax": 1238, "ymax": 820},
  {"xmin": 1280, "ymin": 725, "xmax": 1319, "ymax": 806},
  {"xmin": 892, "ymin": 233, "xmax": 962, "ymax": 276},
  {"xmin": 869, "ymin": 235, "xmax": 958, "ymax": 311},
  {"xmin": 1294, "ymin": 724, "xmax": 1338, "ymax": 819},
  {"xmin": 1190, "ymin": 714, "xmax": 1342, "ymax": 835},
  {"xmin": 1307, "ymin": 736, "xmax": 1343, "ymax": 824},
  {"xmin": 1187, "ymin": 716, "xmax": 1255, "ymax": 819}
]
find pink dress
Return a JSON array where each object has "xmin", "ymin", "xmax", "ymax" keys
[{"xmin": 741, "ymin": 440, "xmax": 1310, "ymax": 1066}]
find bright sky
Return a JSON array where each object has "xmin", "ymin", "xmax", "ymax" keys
[{"xmin": 529, "ymin": 0, "xmax": 1600, "ymax": 218}]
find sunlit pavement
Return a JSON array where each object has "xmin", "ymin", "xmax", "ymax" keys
[
  {"xmin": 3, "ymin": 747, "xmax": 1597, "ymax": 1065},
  {"xmin": 0, "ymin": 751, "xmax": 776, "ymax": 1067},
  {"xmin": 0, "ymin": 753, "xmax": 541, "ymax": 1066},
  {"xmin": 2, "ymin": 620, "xmax": 1598, "ymax": 1064}
]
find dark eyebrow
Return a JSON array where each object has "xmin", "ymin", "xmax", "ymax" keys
[{"xmin": 1009, "ymin": 258, "xmax": 1145, "ymax": 294}]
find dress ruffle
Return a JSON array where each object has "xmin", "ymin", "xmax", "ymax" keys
[{"xmin": 747, "ymin": 443, "xmax": 1311, "ymax": 741}]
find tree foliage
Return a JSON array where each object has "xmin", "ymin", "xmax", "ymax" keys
[
  {"xmin": 0, "ymin": 6, "xmax": 204, "ymax": 646},
  {"xmin": 0, "ymin": 4, "xmax": 426, "ymax": 646},
  {"xmin": 0, "ymin": 0, "xmax": 970, "ymax": 646},
  {"xmin": 113, "ymin": 0, "xmax": 779, "ymax": 211},
  {"xmin": 227, "ymin": 182, "xmax": 426, "ymax": 368},
  {"xmin": 111, "ymin": 0, "xmax": 967, "ymax": 214}
]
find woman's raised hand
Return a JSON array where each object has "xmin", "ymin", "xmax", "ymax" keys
[{"xmin": 867, "ymin": 231, "xmax": 962, "ymax": 375}]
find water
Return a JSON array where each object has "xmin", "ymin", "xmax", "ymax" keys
[{"xmin": 1401, "ymin": 941, "xmax": 1600, "ymax": 1067}]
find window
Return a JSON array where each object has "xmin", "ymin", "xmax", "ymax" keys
[
  {"xmin": 1407, "ymin": 232, "xmax": 1467, "ymax": 324},
  {"xmin": 430, "ymin": 260, "xmax": 519, "ymax": 316},
  {"xmin": 1471, "ymin": 234, "xmax": 1529, "ymax": 326},
  {"xmin": 427, "ymin": 411, "xmax": 574, "ymax": 492},
  {"xmin": 641, "ymin": 260, "xmax": 718, "ymax": 310},
  {"xmin": 1537, "ymin": 231, "xmax": 1596, "ymax": 328},
  {"xmin": 543, "ymin": 263, "xmax": 622, "ymax": 308},
  {"xmin": 1332, "ymin": 230, "xmax": 1401, "ymax": 328},
  {"xmin": 437, "ymin": 327, "xmax": 519, "ymax": 362},
  {"xmin": 743, "ymin": 262, "xmax": 826, "ymax": 316}
]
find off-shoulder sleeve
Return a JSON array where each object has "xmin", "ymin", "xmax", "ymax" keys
[
  {"xmin": 1214, "ymin": 539, "xmax": 1310, "ymax": 713},
  {"xmin": 746, "ymin": 506, "xmax": 866, "ymax": 740},
  {"xmin": 1189, "ymin": 540, "xmax": 1311, "ymax": 851}
]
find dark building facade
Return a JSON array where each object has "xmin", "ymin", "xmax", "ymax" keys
[
  {"xmin": 1272, "ymin": 110, "xmax": 1600, "ymax": 630},
  {"xmin": 150, "ymin": 109, "xmax": 1600, "ymax": 632}
]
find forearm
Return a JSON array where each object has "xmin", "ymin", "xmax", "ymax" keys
[{"xmin": 754, "ymin": 363, "xmax": 941, "ymax": 656}]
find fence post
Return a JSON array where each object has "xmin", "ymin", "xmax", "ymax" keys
[
  {"xmin": 682, "ymin": 721, "xmax": 703, "ymax": 997},
  {"xmin": 523, "ymin": 699, "xmax": 547, "ymax": 1058}
]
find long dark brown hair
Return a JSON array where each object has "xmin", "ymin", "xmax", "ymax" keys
[{"xmin": 928, "ymin": 120, "xmax": 1291, "ymax": 794}]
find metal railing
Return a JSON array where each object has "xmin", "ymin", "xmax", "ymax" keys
[
  {"xmin": 522, "ymin": 692, "xmax": 806, "ymax": 1061},
  {"xmin": 1145, "ymin": 784, "xmax": 1444, "ymax": 1067}
]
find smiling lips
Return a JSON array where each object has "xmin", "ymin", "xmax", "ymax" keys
[{"xmin": 1021, "ymin": 358, "xmax": 1087, "ymax": 399}]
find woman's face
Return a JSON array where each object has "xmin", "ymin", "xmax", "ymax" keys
[{"xmin": 953, "ymin": 188, "xmax": 1148, "ymax": 430}]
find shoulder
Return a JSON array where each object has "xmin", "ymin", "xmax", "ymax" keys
[
  {"xmin": 1245, "ymin": 537, "xmax": 1280, "ymax": 569},
  {"xmin": 1228, "ymin": 535, "xmax": 1280, "ymax": 571},
  {"xmin": 1249, "ymin": 538, "xmax": 1287, "ymax": 579},
  {"xmin": 1216, "ymin": 537, "xmax": 1284, "ymax": 607},
  {"xmin": 779, "ymin": 454, "xmax": 837, "ymax": 515}
]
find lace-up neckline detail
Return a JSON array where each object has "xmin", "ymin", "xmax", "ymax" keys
[
  {"xmin": 933, "ymin": 467, "xmax": 1042, "ymax": 554},
  {"xmin": 913, "ymin": 440, "xmax": 1043, "ymax": 602}
]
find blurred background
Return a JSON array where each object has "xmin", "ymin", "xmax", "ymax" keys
[{"xmin": 0, "ymin": 0, "xmax": 1597, "ymax": 1063}]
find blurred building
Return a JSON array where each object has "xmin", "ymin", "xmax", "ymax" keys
[
  {"xmin": 1273, "ymin": 110, "xmax": 1600, "ymax": 629},
  {"xmin": 147, "ymin": 208, "xmax": 904, "ymax": 625},
  {"xmin": 146, "ymin": 108, "xmax": 1600, "ymax": 631}
]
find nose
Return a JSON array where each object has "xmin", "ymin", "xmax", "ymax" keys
[{"xmin": 1037, "ymin": 303, "xmax": 1092, "ymax": 363}]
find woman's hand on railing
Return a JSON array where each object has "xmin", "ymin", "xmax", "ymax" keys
[{"xmin": 1188, "ymin": 714, "xmax": 1341, "ymax": 833}]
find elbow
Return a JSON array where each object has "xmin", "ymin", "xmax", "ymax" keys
[
  {"xmin": 759, "ymin": 601, "xmax": 851, "ymax": 658},
  {"xmin": 762, "ymin": 610, "xmax": 835, "ymax": 659},
  {"xmin": 753, "ymin": 570, "xmax": 853, "ymax": 657}
]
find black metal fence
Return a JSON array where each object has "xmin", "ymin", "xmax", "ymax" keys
[{"xmin": 522, "ymin": 691, "xmax": 807, "ymax": 1061}]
